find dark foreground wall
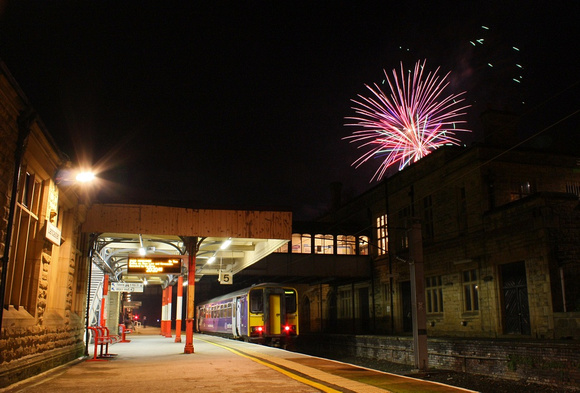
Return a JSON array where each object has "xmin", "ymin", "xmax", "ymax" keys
[{"xmin": 296, "ymin": 334, "xmax": 580, "ymax": 390}]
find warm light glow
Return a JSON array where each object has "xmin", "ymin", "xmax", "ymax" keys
[
  {"xmin": 75, "ymin": 171, "xmax": 95, "ymax": 183},
  {"xmin": 207, "ymin": 256, "xmax": 216, "ymax": 264},
  {"xmin": 138, "ymin": 247, "xmax": 146, "ymax": 256},
  {"xmin": 220, "ymin": 238, "xmax": 232, "ymax": 250}
]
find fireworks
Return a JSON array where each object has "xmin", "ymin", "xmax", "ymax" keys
[{"xmin": 344, "ymin": 60, "xmax": 471, "ymax": 181}]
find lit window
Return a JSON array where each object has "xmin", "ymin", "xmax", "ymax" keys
[
  {"xmin": 376, "ymin": 214, "xmax": 388, "ymax": 256},
  {"xmin": 292, "ymin": 233, "xmax": 311, "ymax": 254},
  {"xmin": 314, "ymin": 234, "xmax": 333, "ymax": 254},
  {"xmin": 358, "ymin": 236, "xmax": 369, "ymax": 255},
  {"xmin": 337, "ymin": 235, "xmax": 356, "ymax": 255}
]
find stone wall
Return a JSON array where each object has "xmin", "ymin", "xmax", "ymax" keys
[
  {"xmin": 0, "ymin": 322, "xmax": 85, "ymax": 387},
  {"xmin": 297, "ymin": 333, "xmax": 580, "ymax": 390}
]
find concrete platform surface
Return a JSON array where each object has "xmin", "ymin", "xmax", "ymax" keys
[{"xmin": 1, "ymin": 329, "xmax": 476, "ymax": 393}]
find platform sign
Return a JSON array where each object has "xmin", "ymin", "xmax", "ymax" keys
[
  {"xmin": 127, "ymin": 255, "xmax": 183, "ymax": 274},
  {"xmin": 219, "ymin": 272, "xmax": 233, "ymax": 285},
  {"xmin": 111, "ymin": 282, "xmax": 144, "ymax": 292}
]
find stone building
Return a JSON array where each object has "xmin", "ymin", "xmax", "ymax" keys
[
  {"xmin": 301, "ymin": 142, "xmax": 580, "ymax": 340},
  {"xmin": 0, "ymin": 61, "xmax": 90, "ymax": 387}
]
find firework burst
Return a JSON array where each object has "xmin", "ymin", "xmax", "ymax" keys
[{"xmin": 344, "ymin": 60, "xmax": 471, "ymax": 181}]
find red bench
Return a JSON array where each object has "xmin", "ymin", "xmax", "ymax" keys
[{"xmin": 87, "ymin": 326, "xmax": 119, "ymax": 361}]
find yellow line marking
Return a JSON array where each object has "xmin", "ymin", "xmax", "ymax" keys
[{"xmin": 198, "ymin": 337, "xmax": 342, "ymax": 393}]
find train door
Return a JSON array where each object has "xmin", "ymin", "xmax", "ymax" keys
[
  {"xmin": 264, "ymin": 287, "xmax": 285, "ymax": 336},
  {"xmin": 269, "ymin": 294, "xmax": 282, "ymax": 335},
  {"xmin": 235, "ymin": 298, "xmax": 243, "ymax": 337}
]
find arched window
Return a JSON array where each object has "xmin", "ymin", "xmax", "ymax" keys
[
  {"xmin": 337, "ymin": 235, "xmax": 356, "ymax": 255},
  {"xmin": 314, "ymin": 234, "xmax": 333, "ymax": 254},
  {"xmin": 358, "ymin": 236, "xmax": 369, "ymax": 255}
]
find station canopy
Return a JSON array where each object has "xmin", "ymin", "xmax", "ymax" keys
[{"xmin": 81, "ymin": 204, "xmax": 292, "ymax": 286}]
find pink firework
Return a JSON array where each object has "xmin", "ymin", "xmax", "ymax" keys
[{"xmin": 345, "ymin": 60, "xmax": 470, "ymax": 181}]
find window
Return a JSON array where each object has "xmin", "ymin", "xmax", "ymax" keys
[
  {"xmin": 337, "ymin": 235, "xmax": 356, "ymax": 255},
  {"xmin": 423, "ymin": 195, "xmax": 434, "ymax": 240},
  {"xmin": 274, "ymin": 242, "xmax": 289, "ymax": 253},
  {"xmin": 249, "ymin": 289, "xmax": 264, "ymax": 313},
  {"xmin": 314, "ymin": 234, "xmax": 333, "ymax": 254},
  {"xmin": 425, "ymin": 276, "xmax": 444, "ymax": 313},
  {"xmin": 358, "ymin": 236, "xmax": 369, "ymax": 255},
  {"xmin": 5, "ymin": 171, "xmax": 42, "ymax": 312},
  {"xmin": 457, "ymin": 187, "xmax": 467, "ymax": 234},
  {"xmin": 510, "ymin": 180, "xmax": 536, "ymax": 201},
  {"xmin": 398, "ymin": 206, "xmax": 411, "ymax": 250},
  {"xmin": 376, "ymin": 214, "xmax": 388, "ymax": 255},
  {"xmin": 463, "ymin": 269, "xmax": 479, "ymax": 311},
  {"xmin": 553, "ymin": 265, "xmax": 579, "ymax": 312},
  {"xmin": 566, "ymin": 182, "xmax": 580, "ymax": 198},
  {"xmin": 284, "ymin": 289, "xmax": 297, "ymax": 313},
  {"xmin": 338, "ymin": 288, "xmax": 352, "ymax": 319},
  {"xmin": 291, "ymin": 233, "xmax": 311, "ymax": 254}
]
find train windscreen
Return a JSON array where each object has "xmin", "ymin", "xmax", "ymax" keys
[
  {"xmin": 285, "ymin": 289, "xmax": 297, "ymax": 313},
  {"xmin": 250, "ymin": 288, "xmax": 263, "ymax": 313}
]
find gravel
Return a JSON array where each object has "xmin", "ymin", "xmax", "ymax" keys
[{"xmin": 326, "ymin": 356, "xmax": 578, "ymax": 393}]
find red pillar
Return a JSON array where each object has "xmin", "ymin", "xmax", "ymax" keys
[
  {"xmin": 100, "ymin": 275, "xmax": 109, "ymax": 327},
  {"xmin": 165, "ymin": 285, "xmax": 173, "ymax": 338},
  {"xmin": 183, "ymin": 237, "xmax": 197, "ymax": 354}
]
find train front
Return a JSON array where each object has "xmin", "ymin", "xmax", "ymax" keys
[{"xmin": 247, "ymin": 285, "xmax": 298, "ymax": 347}]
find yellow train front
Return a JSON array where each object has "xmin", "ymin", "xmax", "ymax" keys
[{"xmin": 196, "ymin": 283, "xmax": 299, "ymax": 347}]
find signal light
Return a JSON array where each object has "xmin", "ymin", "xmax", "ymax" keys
[
  {"xmin": 250, "ymin": 326, "xmax": 264, "ymax": 336},
  {"xmin": 283, "ymin": 324, "xmax": 297, "ymax": 335}
]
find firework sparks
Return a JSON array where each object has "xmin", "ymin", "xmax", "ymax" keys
[{"xmin": 344, "ymin": 60, "xmax": 471, "ymax": 181}]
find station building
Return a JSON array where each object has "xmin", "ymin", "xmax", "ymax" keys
[
  {"xmin": 1, "ymin": 57, "xmax": 579, "ymax": 389},
  {"xmin": 285, "ymin": 140, "xmax": 580, "ymax": 340},
  {"xmin": 0, "ymin": 61, "xmax": 90, "ymax": 385}
]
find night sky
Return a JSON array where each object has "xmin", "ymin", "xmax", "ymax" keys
[{"xmin": 1, "ymin": 1, "xmax": 578, "ymax": 220}]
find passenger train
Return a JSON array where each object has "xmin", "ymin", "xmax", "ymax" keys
[{"xmin": 196, "ymin": 283, "xmax": 299, "ymax": 346}]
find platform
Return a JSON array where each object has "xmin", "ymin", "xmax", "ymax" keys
[{"xmin": 1, "ymin": 328, "xmax": 476, "ymax": 393}]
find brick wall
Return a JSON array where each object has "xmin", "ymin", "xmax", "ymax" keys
[{"xmin": 297, "ymin": 334, "xmax": 580, "ymax": 390}]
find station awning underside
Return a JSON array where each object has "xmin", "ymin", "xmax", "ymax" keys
[{"xmin": 81, "ymin": 204, "xmax": 292, "ymax": 286}]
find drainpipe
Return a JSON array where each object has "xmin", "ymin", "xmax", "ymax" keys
[{"xmin": 0, "ymin": 108, "xmax": 35, "ymax": 332}]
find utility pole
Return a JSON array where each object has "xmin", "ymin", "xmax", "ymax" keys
[{"xmin": 409, "ymin": 218, "xmax": 428, "ymax": 371}]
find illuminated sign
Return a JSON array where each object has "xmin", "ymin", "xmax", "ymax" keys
[
  {"xmin": 45, "ymin": 222, "xmax": 61, "ymax": 246},
  {"xmin": 127, "ymin": 255, "xmax": 183, "ymax": 274}
]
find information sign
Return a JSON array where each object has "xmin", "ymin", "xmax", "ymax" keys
[
  {"xmin": 111, "ymin": 282, "xmax": 144, "ymax": 292},
  {"xmin": 127, "ymin": 255, "xmax": 183, "ymax": 274}
]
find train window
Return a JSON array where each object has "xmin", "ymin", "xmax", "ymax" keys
[
  {"xmin": 285, "ymin": 290, "xmax": 297, "ymax": 313},
  {"xmin": 250, "ymin": 289, "xmax": 264, "ymax": 313}
]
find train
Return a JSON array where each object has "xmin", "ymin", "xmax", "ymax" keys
[{"xmin": 196, "ymin": 283, "xmax": 299, "ymax": 346}]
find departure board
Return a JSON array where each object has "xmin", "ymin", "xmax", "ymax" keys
[{"xmin": 127, "ymin": 256, "xmax": 183, "ymax": 274}]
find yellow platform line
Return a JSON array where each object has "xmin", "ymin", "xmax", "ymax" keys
[{"xmin": 199, "ymin": 337, "xmax": 343, "ymax": 393}]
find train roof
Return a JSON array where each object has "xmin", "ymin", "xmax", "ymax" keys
[{"xmin": 197, "ymin": 283, "xmax": 296, "ymax": 306}]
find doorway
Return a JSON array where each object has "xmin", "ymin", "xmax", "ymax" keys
[{"xmin": 501, "ymin": 261, "xmax": 531, "ymax": 335}]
